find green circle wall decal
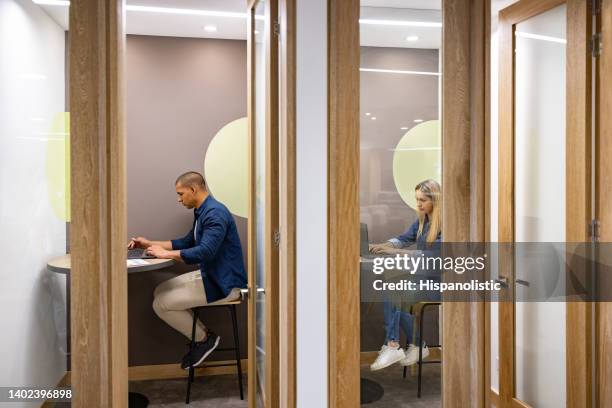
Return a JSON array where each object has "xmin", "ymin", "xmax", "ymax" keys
[
  {"xmin": 392, "ymin": 120, "xmax": 441, "ymax": 210},
  {"xmin": 204, "ymin": 117, "xmax": 248, "ymax": 218},
  {"xmin": 45, "ymin": 112, "xmax": 71, "ymax": 222}
]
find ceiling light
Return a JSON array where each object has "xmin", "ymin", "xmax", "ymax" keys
[
  {"xmin": 359, "ymin": 19, "xmax": 442, "ymax": 28},
  {"xmin": 406, "ymin": 35, "xmax": 419, "ymax": 42},
  {"xmin": 33, "ymin": 1, "xmax": 266, "ymax": 21},
  {"xmin": 414, "ymin": 119, "xmax": 424, "ymax": 123},
  {"xmin": 32, "ymin": 0, "xmax": 69, "ymax": 5},
  {"xmin": 126, "ymin": 5, "xmax": 247, "ymax": 18},
  {"xmin": 400, "ymin": 127, "xmax": 408, "ymax": 130},
  {"xmin": 254, "ymin": 30, "xmax": 260, "ymax": 34},
  {"xmin": 365, "ymin": 112, "xmax": 371, "ymax": 116},
  {"xmin": 371, "ymin": 117, "xmax": 377, "ymax": 120},
  {"xmin": 204, "ymin": 25, "xmax": 217, "ymax": 32},
  {"xmin": 360, "ymin": 68, "xmax": 441, "ymax": 76}
]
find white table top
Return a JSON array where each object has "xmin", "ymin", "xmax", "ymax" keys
[{"xmin": 47, "ymin": 254, "xmax": 175, "ymax": 274}]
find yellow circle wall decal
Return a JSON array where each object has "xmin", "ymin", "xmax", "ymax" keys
[
  {"xmin": 392, "ymin": 120, "xmax": 441, "ymax": 210},
  {"xmin": 45, "ymin": 112, "xmax": 71, "ymax": 222},
  {"xmin": 204, "ymin": 117, "xmax": 248, "ymax": 218}
]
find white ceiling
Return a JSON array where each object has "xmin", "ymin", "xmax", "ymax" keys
[{"xmin": 36, "ymin": 0, "xmax": 441, "ymax": 48}]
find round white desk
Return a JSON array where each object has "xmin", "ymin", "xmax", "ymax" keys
[{"xmin": 47, "ymin": 254, "xmax": 175, "ymax": 274}]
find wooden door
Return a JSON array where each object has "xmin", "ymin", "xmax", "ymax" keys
[{"xmin": 497, "ymin": 0, "xmax": 593, "ymax": 406}]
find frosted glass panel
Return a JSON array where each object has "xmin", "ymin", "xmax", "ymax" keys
[
  {"xmin": 0, "ymin": 0, "xmax": 70, "ymax": 396},
  {"xmin": 254, "ymin": 1, "xmax": 267, "ymax": 404},
  {"xmin": 514, "ymin": 4, "xmax": 566, "ymax": 407}
]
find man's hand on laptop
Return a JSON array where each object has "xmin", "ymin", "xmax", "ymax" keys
[{"xmin": 128, "ymin": 236, "xmax": 152, "ymax": 249}]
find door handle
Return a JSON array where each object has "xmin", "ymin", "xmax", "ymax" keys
[
  {"xmin": 240, "ymin": 288, "xmax": 249, "ymax": 300},
  {"xmin": 515, "ymin": 279, "xmax": 530, "ymax": 287},
  {"xmin": 239, "ymin": 287, "xmax": 266, "ymax": 300},
  {"xmin": 495, "ymin": 276, "xmax": 509, "ymax": 288}
]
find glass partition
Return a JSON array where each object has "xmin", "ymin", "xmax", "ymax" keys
[
  {"xmin": 0, "ymin": 0, "xmax": 71, "ymax": 398},
  {"xmin": 254, "ymin": 0, "xmax": 267, "ymax": 404},
  {"xmin": 513, "ymin": 4, "xmax": 567, "ymax": 407},
  {"xmin": 359, "ymin": 1, "xmax": 442, "ymax": 405}
]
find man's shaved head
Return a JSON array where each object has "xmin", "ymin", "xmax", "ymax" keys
[{"xmin": 175, "ymin": 171, "xmax": 206, "ymax": 191}]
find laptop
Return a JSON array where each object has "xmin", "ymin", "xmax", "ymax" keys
[
  {"xmin": 360, "ymin": 223, "xmax": 378, "ymax": 259},
  {"xmin": 127, "ymin": 247, "xmax": 155, "ymax": 259}
]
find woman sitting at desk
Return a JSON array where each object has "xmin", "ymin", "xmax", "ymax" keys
[{"xmin": 368, "ymin": 179, "xmax": 441, "ymax": 371}]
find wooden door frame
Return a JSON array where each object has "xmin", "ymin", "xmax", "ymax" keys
[
  {"xmin": 278, "ymin": 0, "xmax": 297, "ymax": 406},
  {"xmin": 598, "ymin": 0, "xmax": 612, "ymax": 404},
  {"xmin": 497, "ymin": 0, "xmax": 593, "ymax": 406},
  {"xmin": 247, "ymin": 0, "xmax": 282, "ymax": 406},
  {"xmin": 69, "ymin": 0, "xmax": 128, "ymax": 406},
  {"xmin": 327, "ymin": 1, "xmax": 490, "ymax": 407}
]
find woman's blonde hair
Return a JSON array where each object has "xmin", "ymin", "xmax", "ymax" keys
[{"xmin": 415, "ymin": 179, "xmax": 442, "ymax": 244}]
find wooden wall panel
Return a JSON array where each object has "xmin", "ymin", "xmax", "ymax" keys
[
  {"xmin": 442, "ymin": 0, "xmax": 488, "ymax": 407},
  {"xmin": 327, "ymin": 0, "xmax": 361, "ymax": 407},
  {"xmin": 69, "ymin": 0, "xmax": 128, "ymax": 406},
  {"xmin": 566, "ymin": 0, "xmax": 593, "ymax": 407},
  {"xmin": 264, "ymin": 0, "xmax": 280, "ymax": 404},
  {"xmin": 279, "ymin": 0, "xmax": 297, "ymax": 406}
]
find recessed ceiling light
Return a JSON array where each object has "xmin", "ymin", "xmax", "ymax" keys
[
  {"xmin": 406, "ymin": 35, "xmax": 419, "ymax": 42},
  {"xmin": 400, "ymin": 127, "xmax": 408, "ymax": 130},
  {"xmin": 254, "ymin": 30, "xmax": 260, "ymax": 34},
  {"xmin": 204, "ymin": 25, "xmax": 217, "ymax": 32},
  {"xmin": 365, "ymin": 112, "xmax": 371, "ymax": 116},
  {"xmin": 371, "ymin": 117, "xmax": 377, "ymax": 120},
  {"xmin": 414, "ymin": 119, "xmax": 424, "ymax": 123}
]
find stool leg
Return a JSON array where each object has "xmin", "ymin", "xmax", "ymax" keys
[
  {"xmin": 417, "ymin": 307, "xmax": 425, "ymax": 398},
  {"xmin": 402, "ymin": 343, "xmax": 408, "ymax": 378},
  {"xmin": 230, "ymin": 305, "xmax": 244, "ymax": 400},
  {"xmin": 186, "ymin": 309, "xmax": 198, "ymax": 404}
]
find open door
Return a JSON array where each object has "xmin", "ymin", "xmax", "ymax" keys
[
  {"xmin": 247, "ymin": 0, "xmax": 280, "ymax": 406},
  {"xmin": 497, "ymin": 0, "xmax": 594, "ymax": 406}
]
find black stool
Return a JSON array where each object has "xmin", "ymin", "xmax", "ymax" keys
[
  {"xmin": 185, "ymin": 300, "xmax": 244, "ymax": 404},
  {"xmin": 402, "ymin": 302, "xmax": 442, "ymax": 398}
]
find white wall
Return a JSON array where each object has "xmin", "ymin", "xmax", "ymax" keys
[
  {"xmin": 295, "ymin": 0, "xmax": 328, "ymax": 406},
  {"xmin": 0, "ymin": 0, "xmax": 67, "ymax": 405}
]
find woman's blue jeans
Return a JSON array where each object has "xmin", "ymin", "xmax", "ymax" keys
[{"xmin": 384, "ymin": 299, "xmax": 414, "ymax": 344}]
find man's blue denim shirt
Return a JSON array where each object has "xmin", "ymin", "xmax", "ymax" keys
[{"xmin": 171, "ymin": 195, "xmax": 247, "ymax": 302}]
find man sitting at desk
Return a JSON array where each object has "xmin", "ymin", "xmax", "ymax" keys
[{"xmin": 128, "ymin": 171, "xmax": 247, "ymax": 369}]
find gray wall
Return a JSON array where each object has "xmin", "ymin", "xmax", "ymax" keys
[{"xmin": 126, "ymin": 35, "xmax": 247, "ymax": 365}]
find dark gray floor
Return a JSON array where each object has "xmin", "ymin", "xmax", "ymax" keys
[
  {"xmin": 128, "ymin": 365, "xmax": 440, "ymax": 407},
  {"xmin": 361, "ymin": 364, "xmax": 441, "ymax": 407},
  {"xmin": 52, "ymin": 366, "xmax": 439, "ymax": 407},
  {"xmin": 130, "ymin": 375, "xmax": 247, "ymax": 407}
]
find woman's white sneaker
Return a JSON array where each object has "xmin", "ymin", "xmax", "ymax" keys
[
  {"xmin": 370, "ymin": 346, "xmax": 405, "ymax": 371},
  {"xmin": 400, "ymin": 343, "xmax": 429, "ymax": 366}
]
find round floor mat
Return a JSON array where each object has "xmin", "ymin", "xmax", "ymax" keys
[{"xmin": 361, "ymin": 377, "xmax": 385, "ymax": 404}]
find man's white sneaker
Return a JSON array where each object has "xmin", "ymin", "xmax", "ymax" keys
[
  {"xmin": 400, "ymin": 343, "xmax": 429, "ymax": 366},
  {"xmin": 377, "ymin": 344, "xmax": 388, "ymax": 354},
  {"xmin": 370, "ymin": 346, "xmax": 405, "ymax": 371}
]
